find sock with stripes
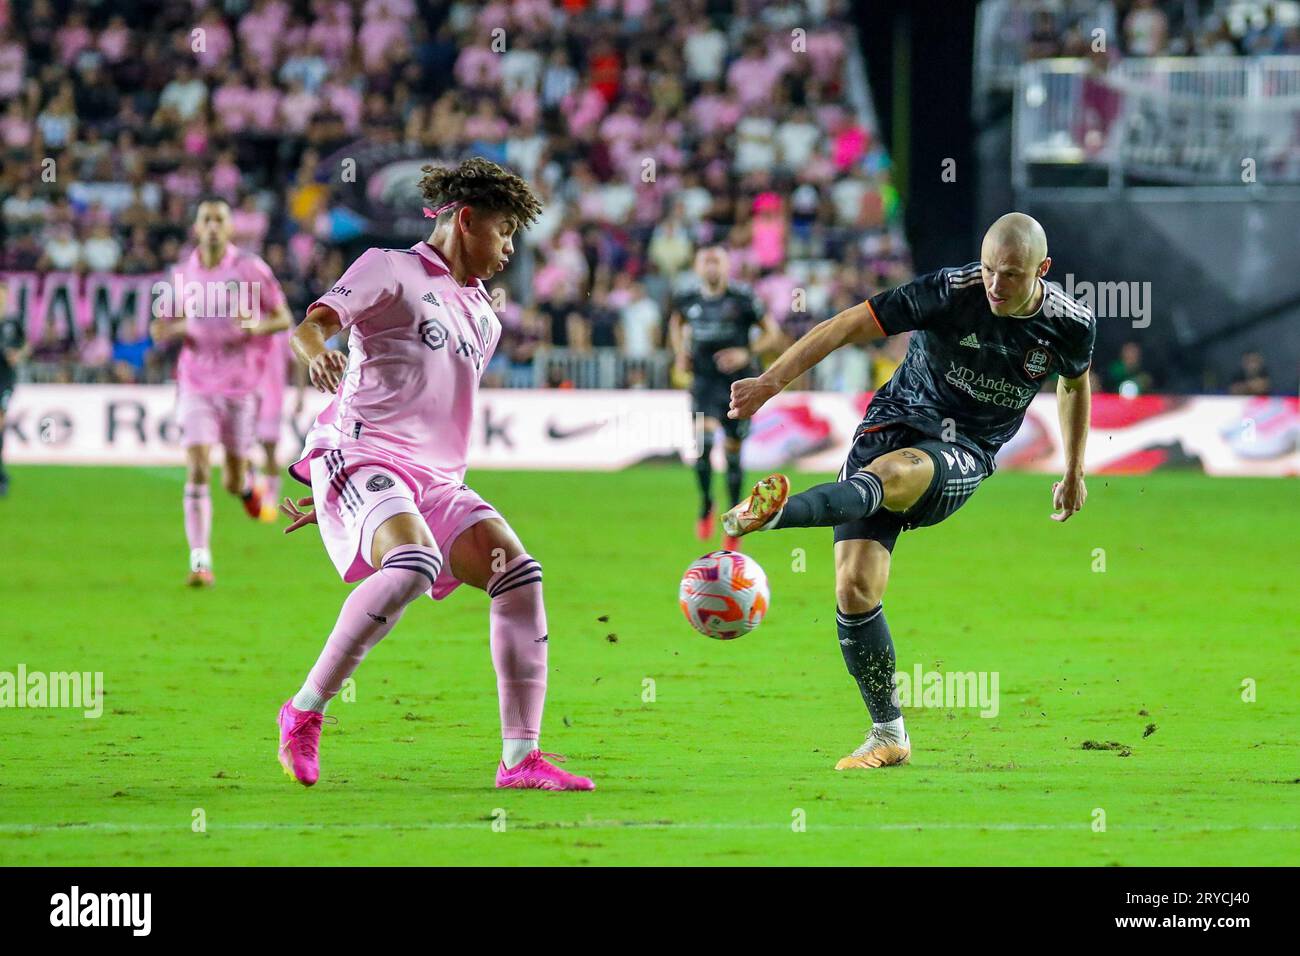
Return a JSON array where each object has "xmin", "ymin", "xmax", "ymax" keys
[
  {"xmin": 725, "ymin": 447, "xmax": 743, "ymax": 508},
  {"xmin": 183, "ymin": 482, "xmax": 211, "ymax": 552},
  {"xmin": 837, "ymin": 604, "xmax": 902, "ymax": 723},
  {"xmin": 773, "ymin": 470, "xmax": 885, "ymax": 529},
  {"xmin": 695, "ymin": 437, "xmax": 715, "ymax": 518},
  {"xmin": 487, "ymin": 554, "xmax": 548, "ymax": 761},
  {"xmin": 292, "ymin": 544, "xmax": 441, "ymax": 714}
]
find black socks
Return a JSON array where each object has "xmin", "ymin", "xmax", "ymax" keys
[
  {"xmin": 775, "ymin": 471, "xmax": 884, "ymax": 529},
  {"xmin": 836, "ymin": 604, "xmax": 901, "ymax": 722}
]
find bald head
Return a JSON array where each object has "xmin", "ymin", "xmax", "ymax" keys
[{"xmin": 980, "ymin": 212, "xmax": 1050, "ymax": 317}]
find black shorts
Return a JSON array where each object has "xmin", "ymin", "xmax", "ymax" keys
[
  {"xmin": 692, "ymin": 376, "xmax": 749, "ymax": 442},
  {"xmin": 832, "ymin": 424, "xmax": 990, "ymax": 552}
]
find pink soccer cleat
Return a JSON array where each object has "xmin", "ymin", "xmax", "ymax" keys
[
  {"xmin": 277, "ymin": 699, "xmax": 333, "ymax": 786},
  {"xmin": 495, "ymin": 750, "xmax": 596, "ymax": 791}
]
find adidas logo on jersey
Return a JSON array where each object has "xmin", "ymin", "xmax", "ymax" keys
[
  {"xmin": 959, "ymin": 333, "xmax": 980, "ymax": 348},
  {"xmin": 422, "ymin": 291, "xmax": 441, "ymax": 306}
]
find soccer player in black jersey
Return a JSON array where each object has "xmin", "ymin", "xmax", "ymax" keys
[
  {"xmin": 723, "ymin": 213, "xmax": 1096, "ymax": 769},
  {"xmin": 669, "ymin": 246, "xmax": 782, "ymax": 549},
  {"xmin": 0, "ymin": 282, "xmax": 29, "ymax": 498}
]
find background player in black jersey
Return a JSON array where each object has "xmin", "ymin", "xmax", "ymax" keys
[
  {"xmin": 722, "ymin": 213, "xmax": 1095, "ymax": 770},
  {"xmin": 669, "ymin": 246, "xmax": 783, "ymax": 550},
  {"xmin": 0, "ymin": 282, "xmax": 30, "ymax": 498}
]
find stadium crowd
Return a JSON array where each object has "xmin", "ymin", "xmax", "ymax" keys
[
  {"xmin": 0, "ymin": 0, "xmax": 920, "ymax": 392},
  {"xmin": 0, "ymin": 0, "xmax": 1285, "ymax": 395},
  {"xmin": 1002, "ymin": 0, "xmax": 1300, "ymax": 60}
]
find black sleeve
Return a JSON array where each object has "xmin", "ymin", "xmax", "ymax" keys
[
  {"xmin": 1058, "ymin": 315, "xmax": 1096, "ymax": 379},
  {"xmin": 669, "ymin": 293, "xmax": 687, "ymax": 320},
  {"xmin": 865, "ymin": 268, "xmax": 955, "ymax": 336},
  {"xmin": 745, "ymin": 289, "xmax": 765, "ymax": 331}
]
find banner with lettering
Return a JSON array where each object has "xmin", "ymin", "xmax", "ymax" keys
[{"xmin": 3, "ymin": 386, "xmax": 1295, "ymax": 477}]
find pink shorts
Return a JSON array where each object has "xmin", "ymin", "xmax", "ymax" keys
[
  {"xmin": 301, "ymin": 446, "xmax": 500, "ymax": 601},
  {"xmin": 178, "ymin": 391, "xmax": 257, "ymax": 453},
  {"xmin": 256, "ymin": 374, "xmax": 285, "ymax": 444}
]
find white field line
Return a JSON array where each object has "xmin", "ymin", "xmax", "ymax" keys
[{"xmin": 0, "ymin": 821, "xmax": 1296, "ymax": 834}]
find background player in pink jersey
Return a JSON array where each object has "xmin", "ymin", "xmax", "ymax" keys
[
  {"xmin": 150, "ymin": 199, "xmax": 291, "ymax": 586},
  {"xmin": 276, "ymin": 158, "xmax": 595, "ymax": 792},
  {"xmin": 251, "ymin": 327, "xmax": 307, "ymax": 522}
]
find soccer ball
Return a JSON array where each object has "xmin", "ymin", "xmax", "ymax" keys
[{"xmin": 679, "ymin": 550, "xmax": 770, "ymax": 640}]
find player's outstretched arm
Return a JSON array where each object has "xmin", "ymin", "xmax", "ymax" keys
[
  {"xmin": 293, "ymin": 304, "xmax": 347, "ymax": 393},
  {"xmin": 728, "ymin": 300, "xmax": 885, "ymax": 420},
  {"xmin": 244, "ymin": 302, "xmax": 293, "ymax": 336},
  {"xmin": 1052, "ymin": 371, "xmax": 1090, "ymax": 522},
  {"xmin": 148, "ymin": 316, "xmax": 186, "ymax": 343}
]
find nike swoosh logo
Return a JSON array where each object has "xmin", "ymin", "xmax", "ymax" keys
[{"xmin": 546, "ymin": 421, "xmax": 606, "ymax": 441}]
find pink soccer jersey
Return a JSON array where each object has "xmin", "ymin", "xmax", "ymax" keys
[
  {"xmin": 296, "ymin": 241, "xmax": 501, "ymax": 485},
  {"xmin": 173, "ymin": 244, "xmax": 286, "ymax": 397}
]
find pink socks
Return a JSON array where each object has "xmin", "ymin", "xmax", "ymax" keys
[
  {"xmin": 183, "ymin": 482, "xmax": 211, "ymax": 551},
  {"xmin": 293, "ymin": 544, "xmax": 441, "ymax": 712},
  {"xmin": 487, "ymin": 554, "xmax": 548, "ymax": 740}
]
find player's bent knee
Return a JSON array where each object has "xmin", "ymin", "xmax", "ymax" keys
[
  {"xmin": 836, "ymin": 577, "xmax": 884, "ymax": 614},
  {"xmin": 370, "ymin": 512, "xmax": 436, "ymax": 568},
  {"xmin": 376, "ymin": 543, "xmax": 443, "ymax": 607},
  {"xmin": 834, "ymin": 541, "xmax": 890, "ymax": 613},
  {"xmin": 449, "ymin": 518, "xmax": 526, "ymax": 591}
]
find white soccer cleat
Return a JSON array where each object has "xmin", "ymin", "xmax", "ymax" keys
[{"xmin": 721, "ymin": 474, "xmax": 789, "ymax": 537}]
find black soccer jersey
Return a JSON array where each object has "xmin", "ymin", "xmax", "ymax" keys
[
  {"xmin": 0, "ymin": 314, "xmax": 24, "ymax": 387},
  {"xmin": 862, "ymin": 262, "xmax": 1095, "ymax": 470},
  {"xmin": 675, "ymin": 285, "xmax": 764, "ymax": 380}
]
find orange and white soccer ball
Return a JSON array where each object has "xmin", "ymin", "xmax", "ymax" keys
[{"xmin": 679, "ymin": 550, "xmax": 770, "ymax": 640}]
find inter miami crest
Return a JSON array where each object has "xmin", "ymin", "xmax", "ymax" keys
[
  {"xmin": 366, "ymin": 475, "xmax": 395, "ymax": 492},
  {"xmin": 479, "ymin": 314, "xmax": 490, "ymax": 342},
  {"xmin": 1024, "ymin": 346, "xmax": 1051, "ymax": 379}
]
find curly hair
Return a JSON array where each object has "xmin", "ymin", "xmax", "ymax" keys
[{"xmin": 417, "ymin": 157, "xmax": 542, "ymax": 229}]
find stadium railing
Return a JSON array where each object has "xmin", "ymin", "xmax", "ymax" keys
[
  {"xmin": 1011, "ymin": 56, "xmax": 1300, "ymax": 188},
  {"xmin": 510, "ymin": 348, "xmax": 673, "ymax": 390}
]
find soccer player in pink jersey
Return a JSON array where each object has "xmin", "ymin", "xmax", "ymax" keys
[
  {"xmin": 150, "ymin": 199, "xmax": 292, "ymax": 586},
  {"xmin": 276, "ymin": 158, "xmax": 595, "ymax": 792}
]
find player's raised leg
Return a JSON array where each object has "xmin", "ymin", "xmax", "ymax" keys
[
  {"xmin": 221, "ymin": 446, "xmax": 266, "ymax": 520},
  {"xmin": 723, "ymin": 446, "xmax": 934, "ymax": 536},
  {"xmin": 447, "ymin": 517, "xmax": 594, "ymax": 791},
  {"xmin": 832, "ymin": 539, "xmax": 910, "ymax": 769},
  {"xmin": 183, "ymin": 444, "xmax": 214, "ymax": 587},
  {"xmin": 279, "ymin": 511, "xmax": 440, "ymax": 786}
]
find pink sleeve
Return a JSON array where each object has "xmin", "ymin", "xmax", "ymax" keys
[
  {"xmin": 309, "ymin": 248, "xmax": 398, "ymax": 330},
  {"xmin": 244, "ymin": 254, "xmax": 286, "ymax": 312}
]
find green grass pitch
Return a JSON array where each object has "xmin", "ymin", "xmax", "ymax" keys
[{"xmin": 0, "ymin": 464, "xmax": 1296, "ymax": 865}]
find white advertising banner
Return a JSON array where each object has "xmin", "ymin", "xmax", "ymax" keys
[{"xmin": 4, "ymin": 385, "xmax": 1297, "ymax": 477}]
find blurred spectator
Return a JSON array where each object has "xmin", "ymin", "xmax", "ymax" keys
[
  {"xmin": 1105, "ymin": 340, "xmax": 1160, "ymax": 395},
  {"xmin": 1228, "ymin": 351, "xmax": 1274, "ymax": 396}
]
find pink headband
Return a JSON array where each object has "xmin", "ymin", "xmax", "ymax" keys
[{"xmin": 423, "ymin": 200, "xmax": 461, "ymax": 219}]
